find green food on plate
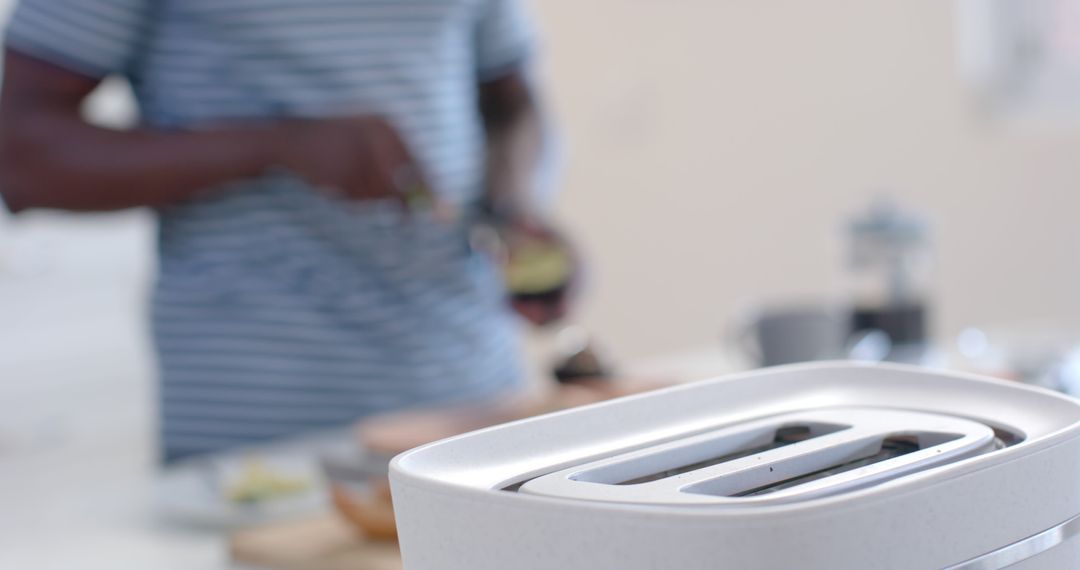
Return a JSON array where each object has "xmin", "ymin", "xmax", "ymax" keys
[{"xmin": 506, "ymin": 241, "xmax": 573, "ymax": 295}]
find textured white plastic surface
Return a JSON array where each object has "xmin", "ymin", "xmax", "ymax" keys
[
  {"xmin": 391, "ymin": 363, "xmax": 1080, "ymax": 570},
  {"xmin": 520, "ymin": 408, "xmax": 996, "ymax": 506}
]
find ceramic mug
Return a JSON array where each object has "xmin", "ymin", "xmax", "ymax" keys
[{"xmin": 730, "ymin": 302, "xmax": 883, "ymax": 367}]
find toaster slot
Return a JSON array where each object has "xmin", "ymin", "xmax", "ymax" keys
[
  {"xmin": 569, "ymin": 422, "xmax": 848, "ymax": 487},
  {"xmin": 990, "ymin": 424, "xmax": 1024, "ymax": 448},
  {"xmin": 684, "ymin": 431, "xmax": 964, "ymax": 498},
  {"xmin": 515, "ymin": 408, "xmax": 999, "ymax": 506},
  {"xmin": 731, "ymin": 434, "xmax": 931, "ymax": 497},
  {"xmin": 614, "ymin": 424, "xmax": 844, "ymax": 486}
]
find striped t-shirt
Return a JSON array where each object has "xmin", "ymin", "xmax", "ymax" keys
[{"xmin": 5, "ymin": 0, "xmax": 537, "ymax": 462}]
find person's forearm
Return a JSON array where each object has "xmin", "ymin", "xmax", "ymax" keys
[
  {"xmin": 481, "ymin": 76, "xmax": 544, "ymax": 223},
  {"xmin": 0, "ymin": 112, "xmax": 284, "ymax": 213}
]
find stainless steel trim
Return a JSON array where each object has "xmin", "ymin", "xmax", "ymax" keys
[{"xmin": 945, "ymin": 513, "xmax": 1080, "ymax": 570}]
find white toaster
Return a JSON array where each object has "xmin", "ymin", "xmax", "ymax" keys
[{"xmin": 390, "ymin": 363, "xmax": 1080, "ymax": 569}]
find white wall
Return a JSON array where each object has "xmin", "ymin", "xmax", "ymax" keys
[
  {"xmin": 2, "ymin": 0, "xmax": 1079, "ymax": 372},
  {"xmin": 534, "ymin": 0, "xmax": 1080, "ymax": 360}
]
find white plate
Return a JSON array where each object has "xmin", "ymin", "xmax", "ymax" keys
[{"xmin": 153, "ymin": 430, "xmax": 355, "ymax": 529}]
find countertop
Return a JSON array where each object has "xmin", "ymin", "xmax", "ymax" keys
[{"xmin": 0, "ymin": 213, "xmax": 739, "ymax": 570}]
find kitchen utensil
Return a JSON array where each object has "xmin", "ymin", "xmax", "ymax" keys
[{"xmin": 391, "ymin": 363, "xmax": 1080, "ymax": 570}]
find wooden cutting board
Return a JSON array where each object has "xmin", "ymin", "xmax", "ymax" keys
[{"xmin": 229, "ymin": 513, "xmax": 402, "ymax": 570}]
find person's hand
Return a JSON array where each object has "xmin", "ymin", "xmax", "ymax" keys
[
  {"xmin": 503, "ymin": 217, "xmax": 581, "ymax": 327},
  {"xmin": 275, "ymin": 116, "xmax": 450, "ymax": 217}
]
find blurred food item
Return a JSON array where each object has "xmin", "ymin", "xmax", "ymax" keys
[
  {"xmin": 356, "ymin": 384, "xmax": 667, "ymax": 458},
  {"xmin": 468, "ymin": 205, "xmax": 578, "ymax": 326},
  {"xmin": 226, "ymin": 458, "xmax": 312, "ymax": 505},
  {"xmin": 158, "ymin": 443, "xmax": 332, "ymax": 529},
  {"xmin": 356, "ymin": 399, "xmax": 528, "ymax": 458},
  {"xmin": 334, "ymin": 381, "xmax": 674, "ymax": 540},
  {"xmin": 505, "ymin": 238, "xmax": 573, "ymax": 299},
  {"xmin": 331, "ymin": 480, "xmax": 398, "ymax": 542}
]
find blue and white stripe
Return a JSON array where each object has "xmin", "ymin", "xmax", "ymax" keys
[{"xmin": 6, "ymin": 0, "xmax": 536, "ymax": 461}]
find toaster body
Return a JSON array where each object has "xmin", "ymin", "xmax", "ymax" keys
[{"xmin": 391, "ymin": 363, "xmax": 1080, "ymax": 570}]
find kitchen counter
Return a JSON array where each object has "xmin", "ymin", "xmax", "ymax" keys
[
  {"xmin": 0, "ymin": 215, "xmax": 738, "ymax": 570},
  {"xmin": 0, "ymin": 212, "xmax": 223, "ymax": 569},
  {"xmin": 0, "ymin": 334, "xmax": 735, "ymax": 570},
  {"xmin": 0, "ymin": 325, "xmax": 225, "ymax": 569}
]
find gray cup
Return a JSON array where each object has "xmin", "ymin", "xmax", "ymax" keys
[{"xmin": 731, "ymin": 303, "xmax": 854, "ymax": 367}]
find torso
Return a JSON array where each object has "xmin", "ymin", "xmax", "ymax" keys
[{"xmin": 136, "ymin": 0, "xmax": 522, "ymax": 462}]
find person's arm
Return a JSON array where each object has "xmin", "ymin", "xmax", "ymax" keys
[
  {"xmin": 478, "ymin": 71, "xmax": 544, "ymax": 223},
  {"xmin": 0, "ymin": 50, "xmax": 429, "ymax": 214},
  {"xmin": 480, "ymin": 71, "xmax": 579, "ymax": 326},
  {"xmin": 0, "ymin": 50, "xmax": 282, "ymax": 212}
]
